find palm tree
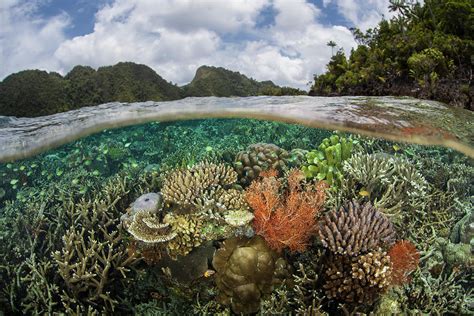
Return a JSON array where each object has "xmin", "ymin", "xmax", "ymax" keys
[
  {"xmin": 388, "ymin": 0, "xmax": 409, "ymax": 17},
  {"xmin": 327, "ymin": 41, "xmax": 337, "ymax": 56}
]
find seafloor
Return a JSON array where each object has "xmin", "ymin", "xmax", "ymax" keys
[{"xmin": 0, "ymin": 118, "xmax": 472, "ymax": 315}]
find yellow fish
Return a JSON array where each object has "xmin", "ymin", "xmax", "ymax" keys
[
  {"xmin": 359, "ymin": 188, "xmax": 370, "ymax": 197},
  {"xmin": 203, "ymin": 269, "xmax": 215, "ymax": 278}
]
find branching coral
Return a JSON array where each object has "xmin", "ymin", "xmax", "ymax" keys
[
  {"xmin": 234, "ymin": 143, "xmax": 290, "ymax": 185},
  {"xmin": 318, "ymin": 200, "xmax": 396, "ymax": 256},
  {"xmin": 212, "ymin": 236, "xmax": 290, "ymax": 314},
  {"xmin": 246, "ymin": 169, "xmax": 326, "ymax": 252},
  {"xmin": 342, "ymin": 153, "xmax": 429, "ymax": 213},
  {"xmin": 388, "ymin": 240, "xmax": 420, "ymax": 285},
  {"xmin": 161, "ymin": 161, "xmax": 237, "ymax": 207}
]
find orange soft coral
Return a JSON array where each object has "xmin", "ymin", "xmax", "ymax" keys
[
  {"xmin": 246, "ymin": 169, "xmax": 327, "ymax": 253},
  {"xmin": 388, "ymin": 240, "xmax": 420, "ymax": 285}
]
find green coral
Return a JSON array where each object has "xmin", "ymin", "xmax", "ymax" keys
[{"xmin": 301, "ymin": 134, "xmax": 355, "ymax": 186}]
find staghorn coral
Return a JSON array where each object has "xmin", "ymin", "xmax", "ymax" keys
[
  {"xmin": 246, "ymin": 169, "xmax": 327, "ymax": 252},
  {"xmin": 388, "ymin": 240, "xmax": 420, "ymax": 285},
  {"xmin": 212, "ymin": 236, "xmax": 290, "ymax": 314},
  {"xmin": 161, "ymin": 161, "xmax": 237, "ymax": 207},
  {"xmin": 53, "ymin": 224, "xmax": 139, "ymax": 313},
  {"xmin": 0, "ymin": 168, "xmax": 155, "ymax": 314},
  {"xmin": 323, "ymin": 251, "xmax": 392, "ymax": 304},
  {"xmin": 318, "ymin": 200, "xmax": 396, "ymax": 256},
  {"xmin": 234, "ymin": 143, "xmax": 290, "ymax": 185},
  {"xmin": 342, "ymin": 153, "xmax": 429, "ymax": 214}
]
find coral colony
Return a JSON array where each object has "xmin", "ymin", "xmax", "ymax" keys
[{"xmin": 0, "ymin": 119, "xmax": 472, "ymax": 315}]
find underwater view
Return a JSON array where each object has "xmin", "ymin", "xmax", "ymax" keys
[{"xmin": 0, "ymin": 114, "xmax": 472, "ymax": 315}]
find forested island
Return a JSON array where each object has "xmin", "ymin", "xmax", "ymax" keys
[
  {"xmin": 0, "ymin": 64, "xmax": 304, "ymax": 117},
  {"xmin": 310, "ymin": 0, "xmax": 473, "ymax": 110}
]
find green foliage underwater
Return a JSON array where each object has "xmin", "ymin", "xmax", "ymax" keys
[{"xmin": 0, "ymin": 118, "xmax": 472, "ymax": 315}]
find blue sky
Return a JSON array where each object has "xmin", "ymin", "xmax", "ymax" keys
[{"xmin": 0, "ymin": 0, "xmax": 393, "ymax": 89}]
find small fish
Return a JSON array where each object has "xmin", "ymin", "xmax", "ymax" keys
[
  {"xmin": 392, "ymin": 144, "xmax": 401, "ymax": 151},
  {"xmin": 203, "ymin": 269, "xmax": 216, "ymax": 278},
  {"xmin": 359, "ymin": 188, "xmax": 370, "ymax": 197}
]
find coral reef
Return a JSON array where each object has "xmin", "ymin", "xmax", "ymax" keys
[
  {"xmin": 212, "ymin": 236, "xmax": 290, "ymax": 314},
  {"xmin": 234, "ymin": 143, "xmax": 290, "ymax": 185},
  {"xmin": 318, "ymin": 200, "xmax": 396, "ymax": 256},
  {"xmin": 246, "ymin": 169, "xmax": 327, "ymax": 252},
  {"xmin": 121, "ymin": 162, "xmax": 254, "ymax": 259},
  {"xmin": 301, "ymin": 134, "xmax": 355, "ymax": 186},
  {"xmin": 323, "ymin": 251, "xmax": 392, "ymax": 304}
]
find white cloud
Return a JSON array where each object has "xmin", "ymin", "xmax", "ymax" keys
[
  {"xmin": 324, "ymin": 0, "xmax": 392, "ymax": 30},
  {"xmin": 0, "ymin": 0, "xmax": 70, "ymax": 78},
  {"xmin": 0, "ymin": 0, "xmax": 391, "ymax": 89}
]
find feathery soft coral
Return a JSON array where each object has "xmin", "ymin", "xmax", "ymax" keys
[
  {"xmin": 246, "ymin": 169, "xmax": 327, "ymax": 253},
  {"xmin": 388, "ymin": 240, "xmax": 420, "ymax": 285}
]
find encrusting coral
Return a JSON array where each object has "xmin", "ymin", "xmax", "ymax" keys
[
  {"xmin": 246, "ymin": 169, "xmax": 327, "ymax": 253},
  {"xmin": 234, "ymin": 143, "xmax": 290, "ymax": 185},
  {"xmin": 318, "ymin": 200, "xmax": 396, "ymax": 256},
  {"xmin": 212, "ymin": 236, "xmax": 290, "ymax": 314}
]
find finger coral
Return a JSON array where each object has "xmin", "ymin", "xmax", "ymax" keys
[
  {"xmin": 388, "ymin": 240, "xmax": 420, "ymax": 285},
  {"xmin": 323, "ymin": 251, "xmax": 392, "ymax": 304},
  {"xmin": 212, "ymin": 236, "xmax": 290, "ymax": 314},
  {"xmin": 234, "ymin": 143, "xmax": 289, "ymax": 185},
  {"xmin": 246, "ymin": 169, "xmax": 326, "ymax": 253},
  {"xmin": 318, "ymin": 200, "xmax": 396, "ymax": 256}
]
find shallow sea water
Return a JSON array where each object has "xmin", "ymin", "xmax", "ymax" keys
[{"xmin": 0, "ymin": 97, "xmax": 473, "ymax": 315}]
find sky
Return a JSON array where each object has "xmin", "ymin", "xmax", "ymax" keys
[{"xmin": 0, "ymin": 0, "xmax": 394, "ymax": 89}]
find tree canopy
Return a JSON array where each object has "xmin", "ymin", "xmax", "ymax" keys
[{"xmin": 310, "ymin": 0, "xmax": 473, "ymax": 109}]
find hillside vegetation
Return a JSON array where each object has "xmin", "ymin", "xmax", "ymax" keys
[
  {"xmin": 0, "ymin": 63, "xmax": 304, "ymax": 117},
  {"xmin": 183, "ymin": 65, "xmax": 304, "ymax": 97},
  {"xmin": 310, "ymin": 0, "xmax": 473, "ymax": 110}
]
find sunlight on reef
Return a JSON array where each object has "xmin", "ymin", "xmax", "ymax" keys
[{"xmin": 0, "ymin": 95, "xmax": 473, "ymax": 162}]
